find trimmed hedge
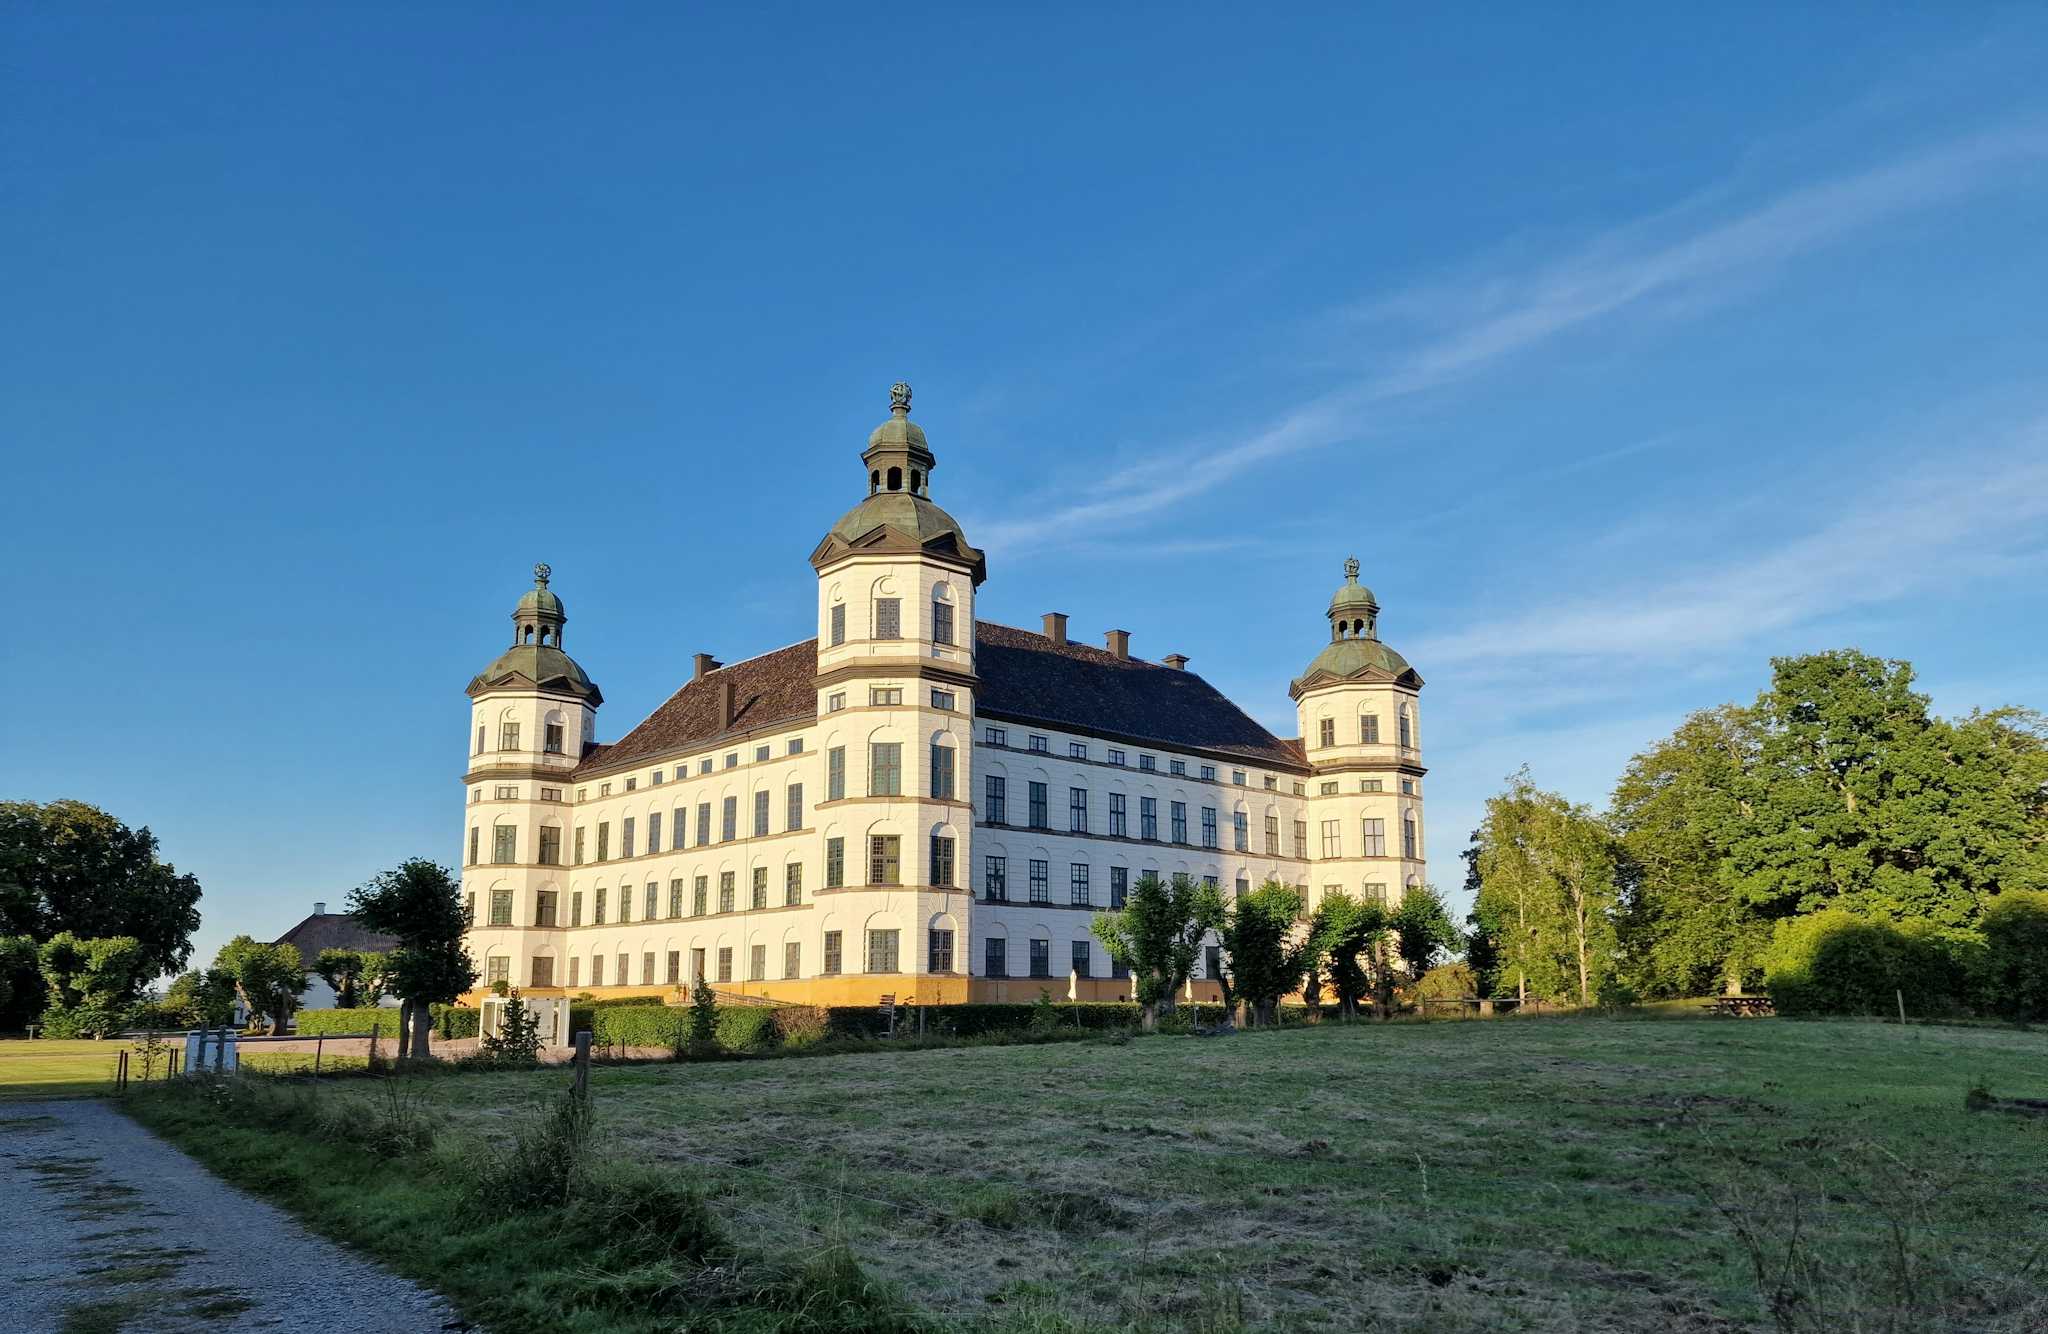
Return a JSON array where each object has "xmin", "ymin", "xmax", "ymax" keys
[
  {"xmin": 569, "ymin": 998, "xmax": 1214, "ymax": 1051},
  {"xmin": 1765, "ymin": 911, "xmax": 1981, "ymax": 1017},
  {"xmin": 295, "ymin": 1005, "xmax": 479, "ymax": 1039},
  {"xmin": 1980, "ymin": 890, "xmax": 2048, "ymax": 1022}
]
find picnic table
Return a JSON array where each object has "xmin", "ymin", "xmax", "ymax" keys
[{"xmin": 1704, "ymin": 995, "xmax": 1775, "ymax": 1017}]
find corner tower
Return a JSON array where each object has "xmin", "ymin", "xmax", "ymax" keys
[
  {"xmin": 806, "ymin": 384, "xmax": 984, "ymax": 999},
  {"xmin": 461, "ymin": 563, "xmax": 601, "ymax": 993},
  {"xmin": 1290, "ymin": 559, "xmax": 1426, "ymax": 909}
]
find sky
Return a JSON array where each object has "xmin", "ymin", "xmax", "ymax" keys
[{"xmin": 5, "ymin": 7, "xmax": 2046, "ymax": 979}]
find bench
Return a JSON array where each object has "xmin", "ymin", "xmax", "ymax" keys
[
  {"xmin": 1704, "ymin": 995, "xmax": 1775, "ymax": 1017},
  {"xmin": 877, "ymin": 994, "xmax": 896, "ymax": 1038}
]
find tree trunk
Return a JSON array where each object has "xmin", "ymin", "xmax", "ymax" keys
[
  {"xmin": 395, "ymin": 997, "xmax": 414, "ymax": 1061},
  {"xmin": 410, "ymin": 1000, "xmax": 435, "ymax": 1061},
  {"xmin": 1725, "ymin": 968, "xmax": 1742, "ymax": 997},
  {"xmin": 1141, "ymin": 1000, "xmax": 1158, "ymax": 1032}
]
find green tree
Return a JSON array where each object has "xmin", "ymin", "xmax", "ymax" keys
[
  {"xmin": 0, "ymin": 801, "xmax": 203, "ymax": 1024},
  {"xmin": 1217, "ymin": 881, "xmax": 1309, "ymax": 1026},
  {"xmin": 1307, "ymin": 891, "xmax": 1391, "ymax": 1019},
  {"xmin": 687, "ymin": 973, "xmax": 719, "ymax": 1052},
  {"xmin": 1473, "ymin": 770, "xmax": 1618, "ymax": 1006},
  {"xmin": 1461, "ymin": 835, "xmax": 1506, "ymax": 997},
  {"xmin": 314, "ymin": 948, "xmax": 380, "ymax": 1009},
  {"xmin": 346, "ymin": 859, "xmax": 478, "ymax": 1061},
  {"xmin": 1092, "ymin": 873, "xmax": 1223, "ymax": 1030},
  {"xmin": 1978, "ymin": 890, "xmax": 2048, "ymax": 1022},
  {"xmin": 163, "ymin": 967, "xmax": 237, "ymax": 1027},
  {"xmin": 1609, "ymin": 704, "xmax": 1764, "ymax": 996},
  {"xmin": 1389, "ymin": 883, "xmax": 1460, "ymax": 981},
  {"xmin": 37, "ymin": 933, "xmax": 149, "ymax": 1038},
  {"xmin": 216, "ymin": 936, "xmax": 308, "ymax": 1034},
  {"xmin": 0, "ymin": 934, "xmax": 37, "ymax": 1024},
  {"xmin": 482, "ymin": 988, "xmax": 543, "ymax": 1063}
]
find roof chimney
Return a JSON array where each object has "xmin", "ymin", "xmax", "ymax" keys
[
  {"xmin": 718, "ymin": 679, "xmax": 735, "ymax": 730},
  {"xmin": 313, "ymin": 900, "xmax": 327, "ymax": 916},
  {"xmin": 693, "ymin": 652, "xmax": 721, "ymax": 681},
  {"xmin": 1162, "ymin": 653, "xmax": 1189, "ymax": 671},
  {"xmin": 1105, "ymin": 629, "xmax": 1130, "ymax": 661},
  {"xmin": 1042, "ymin": 612, "xmax": 1068, "ymax": 645}
]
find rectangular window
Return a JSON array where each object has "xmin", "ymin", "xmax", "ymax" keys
[
  {"xmin": 749, "ymin": 944, "xmax": 766, "ymax": 981},
  {"xmin": 721, "ymin": 796, "xmax": 737, "ymax": 842},
  {"xmin": 696, "ymin": 802, "xmax": 711, "ymax": 846},
  {"xmin": 984, "ymin": 726, "xmax": 1007, "ymax": 747},
  {"xmin": 984, "ymin": 774, "xmax": 1007, "ymax": 823},
  {"xmin": 574, "ymin": 829, "xmax": 588, "ymax": 864},
  {"xmin": 869, "ymin": 835, "xmax": 901, "ymax": 885},
  {"xmin": 784, "ymin": 941, "xmax": 800, "ymax": 979},
  {"xmin": 1294, "ymin": 820, "xmax": 1308, "ymax": 857},
  {"xmin": 1170, "ymin": 802, "xmax": 1187, "ymax": 843},
  {"xmin": 930, "ymin": 835, "xmax": 954, "ymax": 888},
  {"xmin": 785, "ymin": 862, "xmax": 802, "ymax": 906},
  {"xmin": 1319, "ymin": 718, "xmax": 1335, "ymax": 747},
  {"xmin": 828, "ymin": 747, "xmax": 846, "ymax": 801},
  {"xmin": 751, "ymin": 866, "xmax": 767, "ymax": 910},
  {"xmin": 984, "ymin": 855, "xmax": 1008, "ymax": 901},
  {"xmin": 827, "ymin": 691, "xmax": 846, "ymax": 713},
  {"xmin": 1402, "ymin": 778, "xmax": 1417, "ymax": 795},
  {"xmin": 690, "ymin": 947, "xmax": 706, "ymax": 982},
  {"xmin": 1028, "ymin": 782, "xmax": 1048, "ymax": 829},
  {"xmin": 1111, "ymin": 953, "xmax": 1129, "ymax": 980},
  {"xmin": 826, "ymin": 837, "xmax": 844, "ymax": 888},
  {"xmin": 719, "ymin": 871, "xmax": 735, "ymax": 914},
  {"xmin": 568, "ymin": 956, "xmax": 580, "ymax": 986},
  {"xmin": 489, "ymin": 889, "xmax": 512, "ymax": 927},
  {"xmin": 1233, "ymin": 770, "xmax": 1247, "ymax": 786},
  {"xmin": 1107, "ymin": 748, "xmax": 1125, "ymax": 766},
  {"xmin": 1399, "ymin": 709, "xmax": 1413, "ymax": 748},
  {"xmin": 692, "ymin": 875, "xmax": 707, "ymax": 916},
  {"xmin": 667, "ymin": 950, "xmax": 681, "ymax": 984},
  {"xmin": 1321, "ymin": 780, "xmax": 1340, "ymax": 795},
  {"xmin": 870, "ymin": 742, "xmax": 902, "ymax": 796},
  {"xmin": 1361, "ymin": 714, "xmax": 1380, "ymax": 743},
  {"xmin": 1362, "ymin": 818, "xmax": 1386, "ymax": 857},
  {"xmin": 1028, "ymin": 734, "xmax": 1049, "ymax": 753},
  {"xmin": 570, "ymin": 891, "xmax": 583, "ymax": 927},
  {"xmin": 1200, "ymin": 806, "xmax": 1218, "ymax": 849},
  {"xmin": 932, "ymin": 601, "xmax": 954, "ymax": 645},
  {"xmin": 823, "ymin": 930, "xmax": 843, "ymax": 975},
  {"xmin": 755, "ymin": 744, "xmax": 769, "ymax": 763},
  {"xmin": 1110, "ymin": 865, "xmax": 1128, "ymax": 908},
  {"xmin": 717, "ymin": 947, "xmax": 733, "ymax": 983},
  {"xmin": 475, "ymin": 724, "xmax": 486, "ymax": 755},
  {"xmin": 493, "ymin": 825, "xmax": 516, "ymax": 863},
  {"xmin": 1235, "ymin": 875, "xmax": 1249, "ymax": 898},
  {"xmin": 669, "ymin": 878, "xmax": 685, "ymax": 918},
  {"xmin": 594, "ymin": 886, "xmax": 607, "ymax": 925},
  {"xmin": 1029, "ymin": 938, "xmax": 1051, "ymax": 979},
  {"xmin": 1140, "ymin": 796, "xmax": 1157, "ymax": 841},
  {"xmin": 754, "ymin": 789, "xmax": 770, "ymax": 837},
  {"xmin": 1232, "ymin": 810, "xmax": 1248, "ymax": 852},
  {"xmin": 1070, "ymin": 863, "xmax": 1090, "ymax": 907},
  {"xmin": 1029, "ymin": 859, "xmax": 1050, "ymax": 904},
  {"xmin": 931, "ymin": 688, "xmax": 955, "ymax": 710},
  {"xmin": 1071, "ymin": 940, "xmax": 1091, "ymax": 979},
  {"xmin": 931, "ymin": 743, "xmax": 955, "ymax": 799},
  {"xmin": 1108, "ymin": 792, "xmax": 1126, "ymax": 836},
  {"xmin": 1069, "ymin": 740, "xmax": 1088, "ymax": 760},
  {"xmin": 869, "ymin": 686, "xmax": 903, "ymax": 706},
  {"xmin": 494, "ymin": 784, "xmax": 519, "ymax": 800},
  {"xmin": 499, "ymin": 721, "xmax": 520, "ymax": 752},
  {"xmin": 788, "ymin": 738, "xmax": 804, "ymax": 755},
  {"xmin": 1365, "ymin": 881, "xmax": 1388, "ymax": 905},
  {"xmin": 646, "ymin": 812, "xmax": 660, "ymax": 853},
  {"xmin": 531, "ymin": 957, "xmax": 556, "ymax": 992},
  {"xmin": 830, "ymin": 602, "xmax": 846, "ymax": 646},
  {"xmin": 1139, "ymin": 754, "xmax": 1156, "ymax": 772},
  {"xmin": 984, "ymin": 937, "xmax": 1007, "ymax": 977},
  {"xmin": 620, "ymin": 817, "xmax": 635, "ymax": 859},
  {"xmin": 625, "ymin": 777, "xmax": 637, "ymax": 792},
  {"xmin": 1264, "ymin": 815, "xmax": 1280, "ymax": 856},
  {"xmin": 1323, "ymin": 819, "xmax": 1343, "ymax": 858},
  {"xmin": 866, "ymin": 928, "xmax": 900, "ymax": 973},
  {"xmin": 642, "ymin": 951, "xmax": 655, "ymax": 985},
  {"xmin": 1201, "ymin": 764, "xmax": 1216, "ymax": 782},
  {"xmin": 645, "ymin": 882, "xmax": 658, "ymax": 920},
  {"xmin": 652, "ymin": 770, "xmax": 664, "ymax": 786},
  {"xmin": 468, "ymin": 827, "xmax": 479, "ymax": 866},
  {"xmin": 590, "ymin": 954, "xmax": 603, "ymax": 986},
  {"xmin": 1170, "ymin": 759, "xmax": 1186, "ymax": 777},
  {"xmin": 672, "ymin": 807, "xmax": 686, "ymax": 850},
  {"xmin": 1205, "ymin": 944, "xmax": 1221, "ymax": 981},
  {"xmin": 618, "ymin": 887, "xmax": 630, "ymax": 924},
  {"xmin": 1069, "ymin": 787, "xmax": 1088, "ymax": 833},
  {"xmin": 874, "ymin": 597, "xmax": 901, "ymax": 639},
  {"xmin": 596, "ymin": 822, "xmax": 610, "ymax": 861},
  {"xmin": 1403, "ymin": 814, "xmax": 1419, "ymax": 859},
  {"xmin": 929, "ymin": 927, "xmax": 955, "ymax": 973},
  {"xmin": 725, "ymin": 753, "xmax": 738, "ymax": 769}
]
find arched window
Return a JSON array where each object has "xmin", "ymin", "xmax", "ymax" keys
[
  {"xmin": 887, "ymin": 466, "xmax": 902, "ymax": 491},
  {"xmin": 909, "ymin": 468, "xmax": 922, "ymax": 493},
  {"xmin": 870, "ymin": 469, "xmax": 881, "ymax": 494}
]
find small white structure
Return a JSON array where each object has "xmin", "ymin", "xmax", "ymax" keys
[
  {"xmin": 182, "ymin": 1029, "xmax": 239, "ymax": 1073},
  {"xmin": 480, "ymin": 994, "xmax": 571, "ymax": 1049}
]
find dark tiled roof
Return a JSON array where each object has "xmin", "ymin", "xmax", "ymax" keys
[
  {"xmin": 574, "ymin": 624, "xmax": 1307, "ymax": 778},
  {"xmin": 576, "ymin": 639, "xmax": 818, "ymax": 776},
  {"xmin": 975, "ymin": 622, "xmax": 1308, "ymax": 772},
  {"xmin": 275, "ymin": 914, "xmax": 400, "ymax": 958}
]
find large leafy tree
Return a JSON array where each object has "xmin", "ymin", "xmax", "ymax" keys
[
  {"xmin": 1092, "ymin": 873, "xmax": 1222, "ymax": 1030},
  {"xmin": 0, "ymin": 801, "xmax": 202, "ymax": 1021},
  {"xmin": 1460, "ymin": 835, "xmax": 1506, "ymax": 997},
  {"xmin": 1217, "ymin": 881, "xmax": 1309, "ymax": 1026},
  {"xmin": 347, "ymin": 859, "xmax": 477, "ymax": 1060},
  {"xmin": 164, "ymin": 967, "xmax": 238, "ymax": 1027},
  {"xmin": 1389, "ymin": 883, "xmax": 1461, "ymax": 981},
  {"xmin": 1473, "ymin": 770, "xmax": 1618, "ymax": 1006},
  {"xmin": 1307, "ymin": 890, "xmax": 1391, "ymax": 1019},
  {"xmin": 314, "ymin": 948, "xmax": 384, "ymax": 1009},
  {"xmin": 37, "ymin": 933, "xmax": 150, "ymax": 1038},
  {"xmin": 216, "ymin": 936, "xmax": 308, "ymax": 1035}
]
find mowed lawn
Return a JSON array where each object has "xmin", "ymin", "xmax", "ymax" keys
[
  {"xmin": 0, "ymin": 1039, "xmax": 140, "ymax": 1099},
  {"xmin": 209, "ymin": 1017, "xmax": 2048, "ymax": 1331}
]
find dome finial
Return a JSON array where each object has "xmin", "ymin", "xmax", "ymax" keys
[
  {"xmin": 533, "ymin": 561, "xmax": 551, "ymax": 588},
  {"xmin": 1343, "ymin": 555, "xmax": 1360, "ymax": 581},
  {"xmin": 889, "ymin": 381, "xmax": 912, "ymax": 416}
]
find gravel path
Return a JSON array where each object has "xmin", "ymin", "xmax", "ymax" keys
[{"xmin": 0, "ymin": 1099, "xmax": 458, "ymax": 1333}]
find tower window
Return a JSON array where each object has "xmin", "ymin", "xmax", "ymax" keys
[
  {"xmin": 544, "ymin": 723, "xmax": 565, "ymax": 754},
  {"xmin": 830, "ymin": 603, "xmax": 846, "ymax": 646},
  {"xmin": 499, "ymin": 722, "xmax": 520, "ymax": 751},
  {"xmin": 887, "ymin": 466, "xmax": 902, "ymax": 491},
  {"xmin": 909, "ymin": 468, "xmax": 922, "ymax": 492},
  {"xmin": 874, "ymin": 598, "xmax": 901, "ymax": 639}
]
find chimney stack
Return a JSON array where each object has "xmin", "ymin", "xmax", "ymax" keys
[
  {"xmin": 1042, "ymin": 612, "xmax": 1068, "ymax": 645},
  {"xmin": 313, "ymin": 900, "xmax": 327, "ymax": 916},
  {"xmin": 693, "ymin": 652, "xmax": 721, "ymax": 681},
  {"xmin": 718, "ymin": 679, "xmax": 735, "ymax": 730},
  {"xmin": 1105, "ymin": 629, "xmax": 1130, "ymax": 661},
  {"xmin": 1162, "ymin": 653, "xmax": 1189, "ymax": 671}
]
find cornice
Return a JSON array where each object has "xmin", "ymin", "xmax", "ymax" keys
[{"xmin": 812, "ymin": 660, "xmax": 980, "ymax": 691}]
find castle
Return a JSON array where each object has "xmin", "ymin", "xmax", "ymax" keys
[{"xmin": 458, "ymin": 385, "xmax": 1425, "ymax": 1006}]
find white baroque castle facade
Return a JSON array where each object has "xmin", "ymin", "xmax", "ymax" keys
[{"xmin": 458, "ymin": 385, "xmax": 1425, "ymax": 1006}]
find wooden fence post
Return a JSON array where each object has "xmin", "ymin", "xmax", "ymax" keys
[
  {"xmin": 1896, "ymin": 989, "xmax": 1906, "ymax": 1025},
  {"xmin": 313, "ymin": 1033, "xmax": 324, "ymax": 1081},
  {"xmin": 572, "ymin": 1030, "xmax": 592, "ymax": 1104}
]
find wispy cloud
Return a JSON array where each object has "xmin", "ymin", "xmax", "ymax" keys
[
  {"xmin": 1410, "ymin": 414, "xmax": 2048, "ymax": 670},
  {"xmin": 973, "ymin": 120, "xmax": 2048, "ymax": 554}
]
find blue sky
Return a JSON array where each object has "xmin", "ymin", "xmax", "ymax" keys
[{"xmin": 5, "ymin": 7, "xmax": 2046, "ymax": 976}]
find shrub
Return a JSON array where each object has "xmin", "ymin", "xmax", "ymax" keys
[
  {"xmin": 1979, "ymin": 889, "xmax": 2048, "ymax": 1022},
  {"xmin": 298, "ymin": 1007, "xmax": 405, "ymax": 1037},
  {"xmin": 1595, "ymin": 975, "xmax": 1642, "ymax": 1010},
  {"xmin": 1765, "ymin": 911, "xmax": 1979, "ymax": 1017},
  {"xmin": 715, "ymin": 1006, "xmax": 778, "ymax": 1052},
  {"xmin": 769, "ymin": 1005, "xmax": 829, "ymax": 1048},
  {"xmin": 433, "ymin": 1003, "xmax": 481, "ymax": 1039},
  {"xmin": 588, "ymin": 1005, "xmax": 684, "ymax": 1051},
  {"xmin": 1415, "ymin": 962, "xmax": 1477, "ymax": 999}
]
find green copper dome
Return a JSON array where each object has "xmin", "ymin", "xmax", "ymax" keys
[
  {"xmin": 1297, "ymin": 636, "xmax": 1413, "ymax": 681},
  {"xmin": 1289, "ymin": 558, "xmax": 1420, "ymax": 697},
  {"xmin": 811, "ymin": 383, "xmax": 988, "ymax": 584},
  {"xmin": 1327, "ymin": 556, "xmax": 1379, "ymax": 616},
  {"xmin": 466, "ymin": 563, "xmax": 603, "ymax": 704}
]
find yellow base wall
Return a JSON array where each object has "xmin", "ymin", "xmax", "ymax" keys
[{"xmin": 463, "ymin": 975, "xmax": 1227, "ymax": 1010}]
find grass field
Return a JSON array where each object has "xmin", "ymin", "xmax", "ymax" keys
[
  {"xmin": 124, "ymin": 1017, "xmax": 2048, "ymax": 1332},
  {"xmin": 0, "ymin": 1039, "xmax": 370, "ymax": 1099}
]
